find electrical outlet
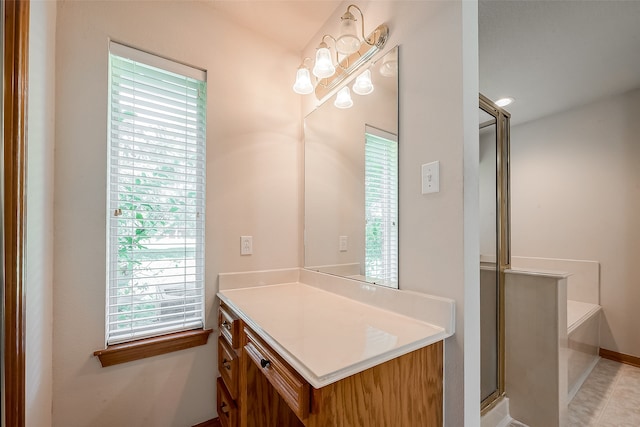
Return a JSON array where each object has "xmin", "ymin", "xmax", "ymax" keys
[
  {"xmin": 422, "ymin": 161, "xmax": 440, "ymax": 194},
  {"xmin": 240, "ymin": 236, "xmax": 252, "ymax": 255}
]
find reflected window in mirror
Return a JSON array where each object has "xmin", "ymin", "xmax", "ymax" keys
[{"xmin": 365, "ymin": 126, "xmax": 398, "ymax": 286}]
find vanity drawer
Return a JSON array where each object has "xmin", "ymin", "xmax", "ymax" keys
[
  {"xmin": 219, "ymin": 303, "xmax": 240, "ymax": 349},
  {"xmin": 217, "ymin": 377, "xmax": 237, "ymax": 427},
  {"xmin": 244, "ymin": 327, "xmax": 310, "ymax": 420},
  {"xmin": 218, "ymin": 336, "xmax": 238, "ymax": 400}
]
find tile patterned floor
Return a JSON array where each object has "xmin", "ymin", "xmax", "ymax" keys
[{"xmin": 569, "ymin": 358, "xmax": 640, "ymax": 426}]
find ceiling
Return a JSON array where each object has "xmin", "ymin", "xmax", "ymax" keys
[
  {"xmin": 479, "ymin": 0, "xmax": 640, "ymax": 125},
  {"xmin": 206, "ymin": 0, "xmax": 342, "ymax": 52}
]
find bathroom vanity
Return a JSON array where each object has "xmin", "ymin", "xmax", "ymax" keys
[{"xmin": 215, "ymin": 269, "xmax": 455, "ymax": 427}]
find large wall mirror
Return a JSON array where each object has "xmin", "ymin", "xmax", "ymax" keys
[{"xmin": 304, "ymin": 46, "xmax": 399, "ymax": 288}]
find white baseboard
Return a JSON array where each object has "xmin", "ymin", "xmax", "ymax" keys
[{"xmin": 481, "ymin": 397, "xmax": 511, "ymax": 427}]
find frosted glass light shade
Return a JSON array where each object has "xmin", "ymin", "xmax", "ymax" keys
[
  {"xmin": 352, "ymin": 69, "xmax": 374, "ymax": 95},
  {"xmin": 334, "ymin": 86, "xmax": 353, "ymax": 109},
  {"xmin": 379, "ymin": 50, "xmax": 398, "ymax": 77},
  {"xmin": 313, "ymin": 47, "xmax": 336, "ymax": 79},
  {"xmin": 336, "ymin": 15, "xmax": 361, "ymax": 55},
  {"xmin": 293, "ymin": 67, "xmax": 314, "ymax": 94}
]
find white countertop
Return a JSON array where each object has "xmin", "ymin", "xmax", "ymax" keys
[{"xmin": 218, "ymin": 282, "xmax": 449, "ymax": 389}]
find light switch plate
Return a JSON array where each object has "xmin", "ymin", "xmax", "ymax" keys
[
  {"xmin": 339, "ymin": 236, "xmax": 348, "ymax": 252},
  {"xmin": 422, "ymin": 161, "xmax": 440, "ymax": 194}
]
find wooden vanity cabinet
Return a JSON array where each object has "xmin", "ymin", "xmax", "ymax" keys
[
  {"xmin": 217, "ymin": 302, "xmax": 444, "ymax": 427},
  {"xmin": 217, "ymin": 303, "xmax": 241, "ymax": 426},
  {"xmin": 306, "ymin": 342, "xmax": 444, "ymax": 426}
]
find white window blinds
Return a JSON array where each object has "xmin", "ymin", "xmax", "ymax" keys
[
  {"xmin": 364, "ymin": 126, "xmax": 398, "ymax": 287},
  {"xmin": 107, "ymin": 42, "xmax": 206, "ymax": 345}
]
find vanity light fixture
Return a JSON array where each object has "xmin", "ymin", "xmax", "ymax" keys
[
  {"xmin": 336, "ymin": 5, "xmax": 372, "ymax": 55},
  {"xmin": 352, "ymin": 69, "xmax": 374, "ymax": 95},
  {"xmin": 313, "ymin": 38, "xmax": 336, "ymax": 79},
  {"xmin": 292, "ymin": 61, "xmax": 314, "ymax": 95},
  {"xmin": 334, "ymin": 86, "xmax": 354, "ymax": 109},
  {"xmin": 495, "ymin": 97, "xmax": 514, "ymax": 107},
  {"xmin": 379, "ymin": 48, "xmax": 398, "ymax": 77},
  {"xmin": 292, "ymin": 3, "xmax": 389, "ymax": 104}
]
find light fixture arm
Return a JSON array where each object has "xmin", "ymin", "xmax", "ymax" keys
[
  {"xmin": 320, "ymin": 34, "xmax": 337, "ymax": 49},
  {"xmin": 298, "ymin": 57, "xmax": 313, "ymax": 68},
  {"xmin": 345, "ymin": 4, "xmax": 373, "ymax": 46}
]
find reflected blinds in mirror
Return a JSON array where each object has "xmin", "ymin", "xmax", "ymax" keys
[{"xmin": 364, "ymin": 125, "xmax": 398, "ymax": 287}]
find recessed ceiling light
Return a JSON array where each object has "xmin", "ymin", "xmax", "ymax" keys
[{"xmin": 495, "ymin": 97, "xmax": 514, "ymax": 107}]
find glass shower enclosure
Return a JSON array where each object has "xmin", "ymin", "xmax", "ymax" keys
[{"xmin": 479, "ymin": 94, "xmax": 511, "ymax": 412}]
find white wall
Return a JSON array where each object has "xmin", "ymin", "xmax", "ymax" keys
[
  {"xmin": 510, "ymin": 88, "xmax": 640, "ymax": 358},
  {"xmin": 53, "ymin": 1, "xmax": 300, "ymax": 425},
  {"xmin": 26, "ymin": 1, "xmax": 56, "ymax": 426},
  {"xmin": 302, "ymin": 1, "xmax": 480, "ymax": 425}
]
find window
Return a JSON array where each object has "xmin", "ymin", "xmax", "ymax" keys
[
  {"xmin": 364, "ymin": 126, "xmax": 398, "ymax": 286},
  {"xmin": 106, "ymin": 42, "xmax": 206, "ymax": 345}
]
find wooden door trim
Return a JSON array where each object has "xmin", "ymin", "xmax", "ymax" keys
[{"xmin": 4, "ymin": 1, "xmax": 30, "ymax": 426}]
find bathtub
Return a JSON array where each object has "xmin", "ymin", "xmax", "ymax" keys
[
  {"xmin": 505, "ymin": 257, "xmax": 602, "ymax": 425},
  {"xmin": 567, "ymin": 300, "xmax": 601, "ymax": 401},
  {"xmin": 481, "ymin": 294, "xmax": 602, "ymax": 427}
]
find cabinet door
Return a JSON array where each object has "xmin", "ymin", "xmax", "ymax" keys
[
  {"xmin": 218, "ymin": 337, "xmax": 239, "ymax": 400},
  {"xmin": 217, "ymin": 377, "xmax": 238, "ymax": 427}
]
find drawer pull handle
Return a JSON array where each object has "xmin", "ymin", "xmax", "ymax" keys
[
  {"xmin": 221, "ymin": 320, "xmax": 232, "ymax": 331},
  {"xmin": 222, "ymin": 358, "xmax": 231, "ymax": 370},
  {"xmin": 260, "ymin": 358, "xmax": 271, "ymax": 369},
  {"xmin": 220, "ymin": 402, "xmax": 229, "ymax": 414}
]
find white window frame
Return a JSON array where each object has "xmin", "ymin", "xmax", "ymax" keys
[{"xmin": 106, "ymin": 41, "xmax": 206, "ymax": 345}]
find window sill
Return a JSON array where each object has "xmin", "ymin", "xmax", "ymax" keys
[{"xmin": 93, "ymin": 328, "xmax": 213, "ymax": 367}]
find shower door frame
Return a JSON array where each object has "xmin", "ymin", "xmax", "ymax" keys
[{"xmin": 479, "ymin": 93, "xmax": 511, "ymax": 413}]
